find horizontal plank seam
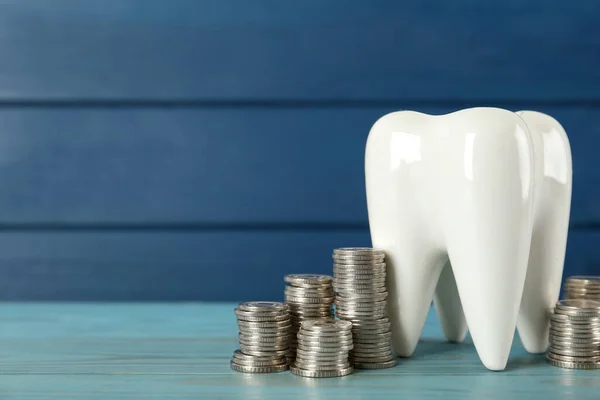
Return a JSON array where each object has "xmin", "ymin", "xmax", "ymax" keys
[
  {"xmin": 0, "ymin": 99, "xmax": 600, "ymax": 109},
  {"xmin": 0, "ymin": 222, "xmax": 594, "ymax": 232}
]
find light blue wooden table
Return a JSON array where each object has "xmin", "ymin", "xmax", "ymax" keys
[{"xmin": 1, "ymin": 303, "xmax": 599, "ymax": 399}]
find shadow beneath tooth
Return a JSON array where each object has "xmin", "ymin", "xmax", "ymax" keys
[
  {"xmin": 504, "ymin": 353, "xmax": 547, "ymax": 371},
  {"xmin": 411, "ymin": 338, "xmax": 473, "ymax": 359}
]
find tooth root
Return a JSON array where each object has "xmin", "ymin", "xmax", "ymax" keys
[
  {"xmin": 445, "ymin": 121, "xmax": 534, "ymax": 371},
  {"xmin": 386, "ymin": 247, "xmax": 445, "ymax": 357},
  {"xmin": 433, "ymin": 261, "xmax": 468, "ymax": 343},
  {"xmin": 516, "ymin": 111, "xmax": 572, "ymax": 354}
]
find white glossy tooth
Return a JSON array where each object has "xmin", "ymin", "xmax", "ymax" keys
[
  {"xmin": 433, "ymin": 261, "xmax": 467, "ymax": 343},
  {"xmin": 515, "ymin": 111, "xmax": 572, "ymax": 354},
  {"xmin": 365, "ymin": 107, "xmax": 553, "ymax": 371}
]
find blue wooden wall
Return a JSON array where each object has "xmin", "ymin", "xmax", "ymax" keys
[{"xmin": 0, "ymin": 0, "xmax": 598, "ymax": 301}]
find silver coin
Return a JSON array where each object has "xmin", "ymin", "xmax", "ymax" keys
[
  {"xmin": 238, "ymin": 337, "xmax": 290, "ymax": 347},
  {"xmin": 239, "ymin": 332, "xmax": 290, "ymax": 341},
  {"xmin": 283, "ymin": 285, "xmax": 333, "ymax": 296},
  {"xmin": 290, "ymin": 364, "xmax": 353, "ymax": 377},
  {"xmin": 297, "ymin": 335, "xmax": 353, "ymax": 344},
  {"xmin": 352, "ymin": 325, "xmax": 391, "ymax": 333},
  {"xmin": 549, "ymin": 329, "xmax": 600, "ymax": 339},
  {"xmin": 239, "ymin": 327, "xmax": 291, "ymax": 335},
  {"xmin": 296, "ymin": 333, "xmax": 353, "ymax": 342},
  {"xmin": 333, "ymin": 259, "xmax": 385, "ymax": 266},
  {"xmin": 350, "ymin": 356, "xmax": 396, "ymax": 365},
  {"xmin": 331, "ymin": 251, "xmax": 385, "ymax": 261},
  {"xmin": 348, "ymin": 317, "xmax": 390, "ymax": 325},
  {"xmin": 240, "ymin": 342, "xmax": 290, "ymax": 350},
  {"xmin": 295, "ymin": 354, "xmax": 349, "ymax": 363},
  {"xmin": 338, "ymin": 309, "xmax": 388, "ymax": 317},
  {"xmin": 286, "ymin": 283, "xmax": 333, "ymax": 290},
  {"xmin": 239, "ymin": 345, "xmax": 290, "ymax": 354},
  {"xmin": 334, "ymin": 283, "xmax": 387, "ymax": 290},
  {"xmin": 549, "ymin": 347, "xmax": 600, "ymax": 357},
  {"xmin": 333, "ymin": 248, "xmax": 386, "ymax": 256},
  {"xmin": 301, "ymin": 319, "xmax": 352, "ymax": 331},
  {"xmin": 234, "ymin": 308, "xmax": 290, "ymax": 321},
  {"xmin": 298, "ymin": 332, "xmax": 353, "ymax": 341},
  {"xmin": 565, "ymin": 293, "xmax": 600, "ymax": 298},
  {"xmin": 565, "ymin": 276, "xmax": 600, "ymax": 285},
  {"xmin": 350, "ymin": 332, "xmax": 392, "ymax": 342},
  {"xmin": 232, "ymin": 349, "xmax": 283, "ymax": 361},
  {"xmin": 285, "ymin": 274, "xmax": 333, "ymax": 285},
  {"xmin": 353, "ymin": 359, "xmax": 397, "ymax": 369},
  {"xmin": 349, "ymin": 347, "xmax": 393, "ymax": 356},
  {"xmin": 232, "ymin": 357, "xmax": 288, "ymax": 367},
  {"xmin": 297, "ymin": 341, "xmax": 353, "ymax": 349},
  {"xmin": 336, "ymin": 302, "xmax": 387, "ymax": 310},
  {"xmin": 239, "ymin": 341, "xmax": 289, "ymax": 350},
  {"xmin": 238, "ymin": 301, "xmax": 289, "ymax": 313},
  {"xmin": 546, "ymin": 352, "xmax": 600, "ymax": 363},
  {"xmin": 334, "ymin": 276, "xmax": 387, "ymax": 284},
  {"xmin": 549, "ymin": 330, "xmax": 600, "ymax": 340},
  {"xmin": 549, "ymin": 338, "xmax": 600, "ymax": 348},
  {"xmin": 353, "ymin": 344, "xmax": 393, "ymax": 352},
  {"xmin": 334, "ymin": 277, "xmax": 386, "ymax": 284},
  {"xmin": 335, "ymin": 286, "xmax": 387, "ymax": 292},
  {"xmin": 230, "ymin": 360, "xmax": 289, "ymax": 373},
  {"xmin": 339, "ymin": 294, "xmax": 389, "ymax": 303},
  {"xmin": 285, "ymin": 289, "xmax": 334, "ymax": 298},
  {"xmin": 294, "ymin": 358, "xmax": 351, "ymax": 367},
  {"xmin": 285, "ymin": 296, "xmax": 335, "ymax": 304},
  {"xmin": 550, "ymin": 313, "xmax": 600, "ymax": 325},
  {"xmin": 288, "ymin": 302, "xmax": 334, "ymax": 309},
  {"xmin": 546, "ymin": 354, "xmax": 600, "ymax": 369},
  {"xmin": 564, "ymin": 285, "xmax": 600, "ymax": 293},
  {"xmin": 297, "ymin": 345, "xmax": 354, "ymax": 354},
  {"xmin": 335, "ymin": 299, "xmax": 387, "ymax": 307},
  {"xmin": 334, "ymin": 269, "xmax": 386, "ymax": 276},
  {"xmin": 555, "ymin": 299, "xmax": 600, "ymax": 317},
  {"xmin": 335, "ymin": 291, "xmax": 388, "ymax": 298},
  {"xmin": 290, "ymin": 312, "xmax": 333, "ymax": 317},
  {"xmin": 333, "ymin": 270, "xmax": 386, "ymax": 277},
  {"xmin": 289, "ymin": 310, "xmax": 333, "ymax": 317},
  {"xmin": 337, "ymin": 310, "xmax": 387, "ymax": 319},
  {"xmin": 293, "ymin": 363, "xmax": 351, "ymax": 372},
  {"xmin": 333, "ymin": 262, "xmax": 386, "ymax": 270},
  {"xmin": 237, "ymin": 319, "xmax": 292, "ymax": 327}
]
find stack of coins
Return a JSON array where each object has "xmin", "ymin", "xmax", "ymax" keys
[
  {"xmin": 290, "ymin": 319, "xmax": 354, "ymax": 377},
  {"xmin": 284, "ymin": 274, "xmax": 335, "ymax": 360},
  {"xmin": 332, "ymin": 248, "xmax": 396, "ymax": 369},
  {"xmin": 230, "ymin": 301, "xmax": 291, "ymax": 373},
  {"xmin": 547, "ymin": 299, "xmax": 600, "ymax": 369},
  {"xmin": 563, "ymin": 276, "xmax": 600, "ymax": 301}
]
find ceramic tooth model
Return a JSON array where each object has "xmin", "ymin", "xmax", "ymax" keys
[{"xmin": 365, "ymin": 107, "xmax": 572, "ymax": 371}]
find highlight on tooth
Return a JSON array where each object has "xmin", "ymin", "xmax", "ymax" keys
[{"xmin": 365, "ymin": 107, "xmax": 573, "ymax": 371}]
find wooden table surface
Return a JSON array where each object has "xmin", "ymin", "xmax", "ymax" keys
[{"xmin": 1, "ymin": 303, "xmax": 599, "ymax": 399}]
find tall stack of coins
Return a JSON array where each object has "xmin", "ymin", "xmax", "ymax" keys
[
  {"xmin": 547, "ymin": 299, "xmax": 600, "ymax": 369},
  {"xmin": 284, "ymin": 274, "xmax": 335, "ymax": 360},
  {"xmin": 332, "ymin": 248, "xmax": 396, "ymax": 369},
  {"xmin": 563, "ymin": 276, "xmax": 600, "ymax": 301},
  {"xmin": 290, "ymin": 319, "xmax": 354, "ymax": 377},
  {"xmin": 230, "ymin": 301, "xmax": 291, "ymax": 373}
]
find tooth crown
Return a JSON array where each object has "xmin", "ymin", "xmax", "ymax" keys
[{"xmin": 365, "ymin": 107, "xmax": 572, "ymax": 371}]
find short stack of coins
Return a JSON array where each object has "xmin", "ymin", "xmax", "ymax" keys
[
  {"xmin": 230, "ymin": 301, "xmax": 291, "ymax": 373},
  {"xmin": 284, "ymin": 274, "xmax": 335, "ymax": 361},
  {"xmin": 563, "ymin": 276, "xmax": 600, "ymax": 301},
  {"xmin": 290, "ymin": 319, "xmax": 354, "ymax": 377},
  {"xmin": 547, "ymin": 299, "xmax": 600, "ymax": 369},
  {"xmin": 332, "ymin": 248, "xmax": 396, "ymax": 369}
]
